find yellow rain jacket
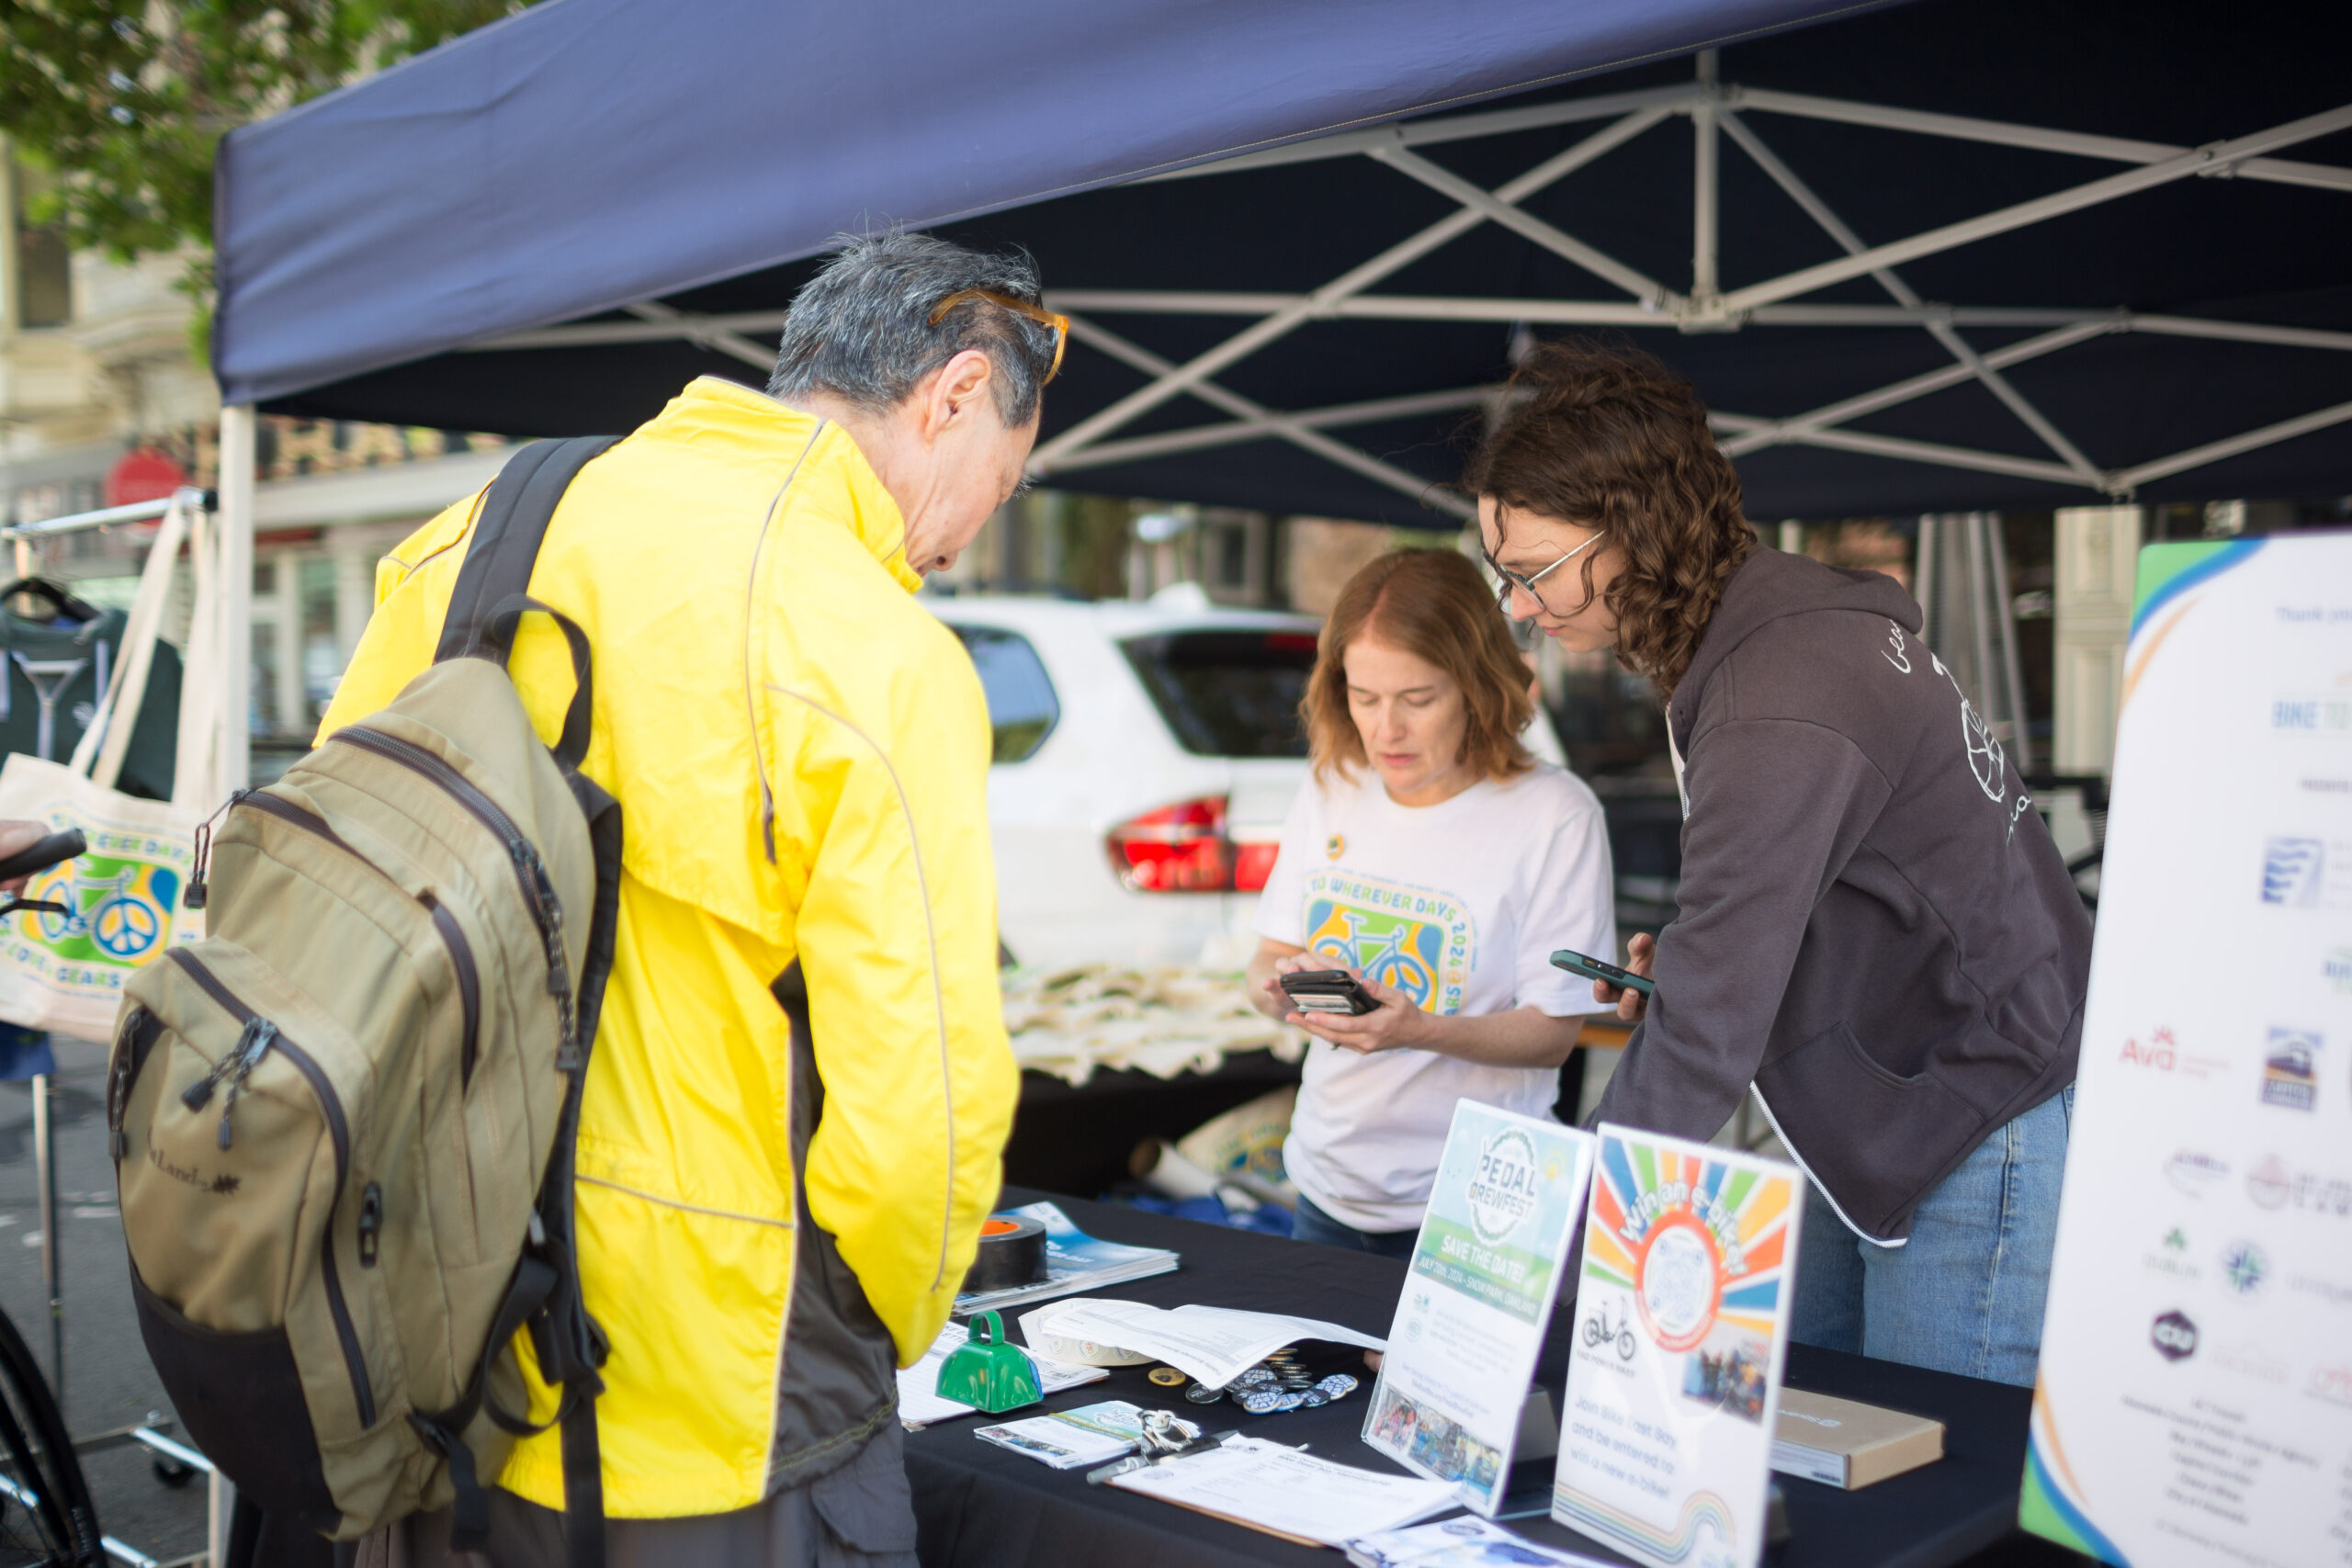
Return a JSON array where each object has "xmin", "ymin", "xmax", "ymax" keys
[{"xmin": 320, "ymin": 377, "xmax": 1017, "ymax": 1516}]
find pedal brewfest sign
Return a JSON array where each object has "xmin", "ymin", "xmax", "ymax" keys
[
  {"xmin": 1363, "ymin": 1102, "xmax": 1595, "ymax": 1514},
  {"xmin": 2026, "ymin": 536, "xmax": 2352, "ymax": 1565}
]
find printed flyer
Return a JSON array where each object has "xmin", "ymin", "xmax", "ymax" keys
[
  {"xmin": 1552, "ymin": 1124, "xmax": 1801, "ymax": 1568},
  {"xmin": 2025, "ymin": 536, "xmax": 2352, "ymax": 1567},
  {"xmin": 1364, "ymin": 1101, "xmax": 1595, "ymax": 1515}
]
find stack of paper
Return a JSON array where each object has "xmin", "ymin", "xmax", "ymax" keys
[
  {"xmin": 1109, "ymin": 1437, "xmax": 1455, "ymax": 1546},
  {"xmin": 1031, "ymin": 1299, "xmax": 1383, "ymax": 1389},
  {"xmin": 953, "ymin": 1201, "xmax": 1179, "ymax": 1316},
  {"xmin": 1345, "ymin": 1517, "xmax": 1617, "ymax": 1568},
  {"xmin": 894, "ymin": 1323, "xmax": 1107, "ymax": 1428}
]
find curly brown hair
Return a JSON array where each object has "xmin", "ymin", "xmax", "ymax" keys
[
  {"xmin": 1303, "ymin": 549, "xmax": 1535, "ymax": 784},
  {"xmin": 1463, "ymin": 339, "xmax": 1755, "ymax": 699}
]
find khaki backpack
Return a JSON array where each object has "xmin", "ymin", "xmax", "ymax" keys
[{"xmin": 108, "ymin": 437, "xmax": 622, "ymax": 1563}]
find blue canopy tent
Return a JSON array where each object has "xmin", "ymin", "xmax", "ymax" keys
[{"xmin": 212, "ymin": 0, "xmax": 2351, "ymax": 531}]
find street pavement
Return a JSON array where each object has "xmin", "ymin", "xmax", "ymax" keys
[{"xmin": 0, "ymin": 1035, "xmax": 207, "ymax": 1565}]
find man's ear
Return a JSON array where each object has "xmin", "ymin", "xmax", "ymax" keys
[{"xmin": 925, "ymin": 349, "xmax": 996, "ymax": 439}]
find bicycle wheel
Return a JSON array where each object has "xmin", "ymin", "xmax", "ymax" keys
[{"xmin": 0, "ymin": 1305, "xmax": 102, "ymax": 1567}]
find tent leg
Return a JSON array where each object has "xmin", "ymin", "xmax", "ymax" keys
[
  {"xmin": 32, "ymin": 1071, "xmax": 61, "ymax": 1403},
  {"xmin": 217, "ymin": 407, "xmax": 256, "ymax": 797}
]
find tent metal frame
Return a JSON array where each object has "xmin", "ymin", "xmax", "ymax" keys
[{"xmin": 469, "ymin": 52, "xmax": 2352, "ymax": 514}]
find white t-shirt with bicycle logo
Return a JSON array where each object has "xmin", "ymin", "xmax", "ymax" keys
[{"xmin": 1257, "ymin": 761, "xmax": 1617, "ymax": 1233}]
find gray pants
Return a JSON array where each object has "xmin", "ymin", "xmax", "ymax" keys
[{"xmin": 351, "ymin": 1422, "xmax": 918, "ymax": 1568}]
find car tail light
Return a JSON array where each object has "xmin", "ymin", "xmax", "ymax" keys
[
  {"xmin": 1108, "ymin": 796, "xmax": 1235, "ymax": 892},
  {"xmin": 1232, "ymin": 840, "xmax": 1279, "ymax": 892}
]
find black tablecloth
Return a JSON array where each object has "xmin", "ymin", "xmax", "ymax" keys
[{"xmin": 906, "ymin": 1190, "xmax": 2043, "ymax": 1568}]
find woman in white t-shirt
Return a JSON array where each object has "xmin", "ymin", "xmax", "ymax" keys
[{"xmin": 1246, "ymin": 548, "xmax": 1617, "ymax": 1257}]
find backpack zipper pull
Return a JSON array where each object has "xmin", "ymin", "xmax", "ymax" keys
[
  {"xmin": 180, "ymin": 1014, "xmax": 260, "ymax": 1111},
  {"xmin": 357, "ymin": 1182, "xmax": 383, "ymax": 1267},
  {"xmin": 215, "ymin": 1018, "xmax": 277, "ymax": 1150},
  {"xmin": 183, "ymin": 790, "xmax": 250, "ymax": 913}
]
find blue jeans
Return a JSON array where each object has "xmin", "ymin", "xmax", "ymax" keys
[
  {"xmin": 1791, "ymin": 1085, "xmax": 2073, "ymax": 1388},
  {"xmin": 1291, "ymin": 1194, "xmax": 1419, "ymax": 1260}
]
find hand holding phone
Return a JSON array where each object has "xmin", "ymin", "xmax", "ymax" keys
[
  {"xmin": 1548, "ymin": 947, "xmax": 1654, "ymax": 998},
  {"xmin": 1277, "ymin": 969, "xmax": 1380, "ymax": 1016}
]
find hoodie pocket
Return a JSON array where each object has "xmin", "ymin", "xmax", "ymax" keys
[{"xmin": 1755, "ymin": 1021, "xmax": 1984, "ymax": 1235}]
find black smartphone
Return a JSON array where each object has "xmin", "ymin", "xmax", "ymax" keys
[
  {"xmin": 1550, "ymin": 948, "xmax": 1655, "ymax": 998},
  {"xmin": 1278, "ymin": 969, "xmax": 1380, "ymax": 1016}
]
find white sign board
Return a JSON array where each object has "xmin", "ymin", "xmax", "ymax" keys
[
  {"xmin": 1553, "ymin": 1123, "xmax": 1803, "ymax": 1568},
  {"xmin": 2026, "ymin": 536, "xmax": 2352, "ymax": 1565}
]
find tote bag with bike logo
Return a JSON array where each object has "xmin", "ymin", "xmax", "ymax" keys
[{"xmin": 0, "ymin": 495, "xmax": 224, "ymax": 1043}]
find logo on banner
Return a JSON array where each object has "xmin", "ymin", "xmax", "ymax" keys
[
  {"xmin": 2116, "ymin": 1027, "xmax": 2225, "ymax": 1079},
  {"xmin": 2260, "ymin": 1028, "xmax": 2321, "ymax": 1110},
  {"xmin": 2261, "ymin": 837, "xmax": 2325, "ymax": 906},
  {"xmin": 2143, "ymin": 1227, "xmax": 2199, "ymax": 1280},
  {"xmin": 2242, "ymin": 1155, "xmax": 2350, "ymax": 1216},
  {"xmin": 1465, "ymin": 1128, "xmax": 1541, "ymax": 1245},
  {"xmin": 2309, "ymin": 1365, "xmax": 2352, "ymax": 1409},
  {"xmin": 2164, "ymin": 1150, "xmax": 2230, "ymax": 1196},
  {"xmin": 2247, "ymin": 1156, "xmax": 2291, "ymax": 1210},
  {"xmin": 2219, "ymin": 1241, "xmax": 2268, "ymax": 1296},
  {"xmin": 2150, "ymin": 1310, "xmax": 2199, "ymax": 1362}
]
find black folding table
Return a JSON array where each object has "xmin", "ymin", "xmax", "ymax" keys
[{"xmin": 905, "ymin": 1190, "xmax": 2060, "ymax": 1568}]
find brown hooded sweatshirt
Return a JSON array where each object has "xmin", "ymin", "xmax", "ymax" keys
[{"xmin": 1589, "ymin": 547, "xmax": 2090, "ymax": 1244}]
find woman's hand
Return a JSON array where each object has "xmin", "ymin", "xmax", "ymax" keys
[
  {"xmin": 1247, "ymin": 939, "xmax": 1312, "ymax": 1023},
  {"xmin": 1294, "ymin": 970, "xmax": 1431, "ymax": 1055},
  {"xmin": 1594, "ymin": 931, "xmax": 1655, "ymax": 1023}
]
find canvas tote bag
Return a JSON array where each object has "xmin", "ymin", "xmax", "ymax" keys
[{"xmin": 0, "ymin": 495, "xmax": 225, "ymax": 1042}]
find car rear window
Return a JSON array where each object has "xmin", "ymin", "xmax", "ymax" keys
[
  {"xmin": 1122, "ymin": 629, "xmax": 1318, "ymax": 758},
  {"xmin": 948, "ymin": 625, "xmax": 1059, "ymax": 762}
]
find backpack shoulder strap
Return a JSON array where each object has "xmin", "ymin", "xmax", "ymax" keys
[{"xmin": 434, "ymin": 436, "xmax": 620, "ymax": 666}]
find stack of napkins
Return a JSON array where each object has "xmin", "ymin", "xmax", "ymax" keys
[{"xmin": 1770, "ymin": 1388, "xmax": 1944, "ymax": 1489}]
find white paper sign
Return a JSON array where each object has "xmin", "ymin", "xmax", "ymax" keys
[
  {"xmin": 2024, "ymin": 536, "xmax": 2352, "ymax": 1566},
  {"xmin": 1552, "ymin": 1123, "xmax": 1803, "ymax": 1568},
  {"xmin": 1364, "ymin": 1100, "xmax": 1595, "ymax": 1514}
]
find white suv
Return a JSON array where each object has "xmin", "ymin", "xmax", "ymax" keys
[{"xmin": 928, "ymin": 588, "xmax": 1564, "ymax": 970}]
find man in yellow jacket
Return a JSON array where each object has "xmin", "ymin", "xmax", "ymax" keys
[{"xmin": 328, "ymin": 233, "xmax": 1045, "ymax": 1566}]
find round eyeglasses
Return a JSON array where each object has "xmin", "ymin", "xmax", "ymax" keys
[{"xmin": 1482, "ymin": 530, "xmax": 1606, "ymax": 615}]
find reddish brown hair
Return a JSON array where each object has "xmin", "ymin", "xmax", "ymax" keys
[
  {"xmin": 1303, "ymin": 549, "xmax": 1535, "ymax": 784},
  {"xmin": 1464, "ymin": 339, "xmax": 1755, "ymax": 699}
]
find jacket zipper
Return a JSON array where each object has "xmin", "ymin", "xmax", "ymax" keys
[
  {"xmin": 243, "ymin": 792, "xmax": 482, "ymax": 1088},
  {"xmin": 327, "ymin": 727, "xmax": 575, "ymax": 1055},
  {"xmin": 167, "ymin": 949, "xmax": 377, "ymax": 1428}
]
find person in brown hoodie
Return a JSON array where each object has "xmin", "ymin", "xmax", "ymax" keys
[{"xmin": 1467, "ymin": 340, "xmax": 2088, "ymax": 1388}]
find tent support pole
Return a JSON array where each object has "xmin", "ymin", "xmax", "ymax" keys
[
  {"xmin": 1716, "ymin": 101, "xmax": 2352, "ymax": 315},
  {"xmin": 1692, "ymin": 51, "xmax": 1720, "ymax": 305},
  {"xmin": 1719, "ymin": 112, "xmax": 2103, "ymax": 479},
  {"xmin": 1031, "ymin": 107, "xmax": 1670, "ymax": 468},
  {"xmin": 1050, "ymin": 316, "xmax": 1472, "ymax": 516},
  {"xmin": 219, "ymin": 405, "xmax": 254, "ymax": 799}
]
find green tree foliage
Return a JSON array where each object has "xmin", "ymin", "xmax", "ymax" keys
[{"xmin": 0, "ymin": 2, "xmax": 531, "ymax": 264}]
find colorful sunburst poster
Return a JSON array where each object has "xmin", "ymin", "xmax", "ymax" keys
[
  {"xmin": 1551, "ymin": 1123, "xmax": 1802, "ymax": 1568},
  {"xmin": 1364, "ymin": 1101, "xmax": 1596, "ymax": 1515}
]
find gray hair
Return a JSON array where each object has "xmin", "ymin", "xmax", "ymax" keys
[{"xmin": 768, "ymin": 232, "xmax": 1057, "ymax": 426}]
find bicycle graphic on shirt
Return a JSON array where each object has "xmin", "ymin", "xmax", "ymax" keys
[
  {"xmin": 1305, "ymin": 902, "xmax": 1443, "ymax": 1010},
  {"xmin": 28, "ymin": 858, "xmax": 174, "ymax": 960}
]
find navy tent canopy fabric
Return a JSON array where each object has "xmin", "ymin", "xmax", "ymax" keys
[
  {"xmin": 213, "ymin": 0, "xmax": 1883, "ymax": 406},
  {"xmin": 214, "ymin": 0, "xmax": 2352, "ymax": 522}
]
